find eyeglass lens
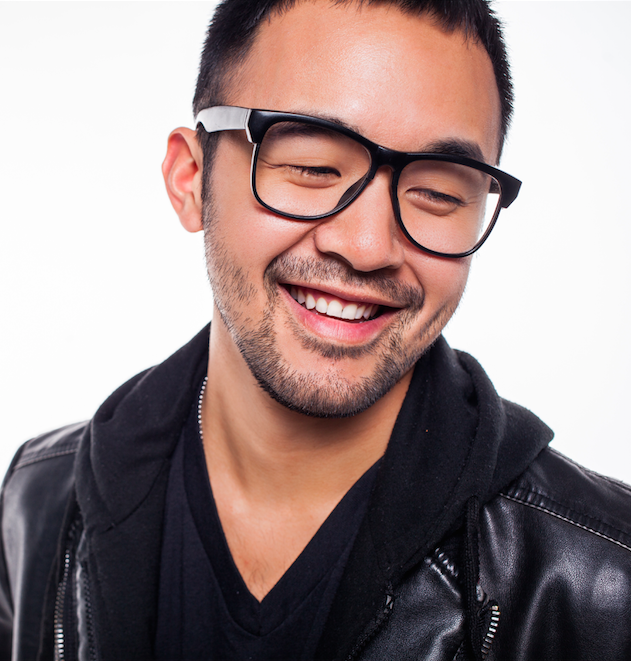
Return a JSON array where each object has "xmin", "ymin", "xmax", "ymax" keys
[{"xmin": 255, "ymin": 121, "xmax": 501, "ymax": 255}]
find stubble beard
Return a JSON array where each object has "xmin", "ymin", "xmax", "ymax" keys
[{"xmin": 203, "ymin": 202, "xmax": 457, "ymax": 418}]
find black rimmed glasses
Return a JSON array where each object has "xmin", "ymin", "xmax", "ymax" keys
[{"xmin": 194, "ymin": 106, "xmax": 521, "ymax": 258}]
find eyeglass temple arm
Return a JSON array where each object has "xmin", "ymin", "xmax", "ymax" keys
[
  {"xmin": 500, "ymin": 176, "xmax": 521, "ymax": 208},
  {"xmin": 194, "ymin": 106, "xmax": 253, "ymax": 141}
]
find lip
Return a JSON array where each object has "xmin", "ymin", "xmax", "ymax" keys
[{"xmin": 279, "ymin": 283, "xmax": 400, "ymax": 345}]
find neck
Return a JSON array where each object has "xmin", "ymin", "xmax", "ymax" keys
[
  {"xmin": 201, "ymin": 320, "xmax": 411, "ymax": 507},
  {"xmin": 198, "ymin": 318, "xmax": 412, "ymax": 600}
]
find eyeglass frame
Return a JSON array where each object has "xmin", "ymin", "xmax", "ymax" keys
[{"xmin": 194, "ymin": 106, "xmax": 522, "ymax": 258}]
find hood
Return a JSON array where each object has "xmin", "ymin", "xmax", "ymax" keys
[
  {"xmin": 75, "ymin": 325, "xmax": 210, "ymax": 532},
  {"xmin": 370, "ymin": 335, "xmax": 552, "ymax": 577}
]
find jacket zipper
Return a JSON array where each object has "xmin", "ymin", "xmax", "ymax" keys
[
  {"xmin": 53, "ymin": 549, "xmax": 72, "ymax": 661},
  {"xmin": 80, "ymin": 560, "xmax": 98, "ymax": 661},
  {"xmin": 481, "ymin": 602, "xmax": 500, "ymax": 658}
]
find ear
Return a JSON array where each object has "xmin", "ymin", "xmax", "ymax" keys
[{"xmin": 162, "ymin": 127, "xmax": 204, "ymax": 233}]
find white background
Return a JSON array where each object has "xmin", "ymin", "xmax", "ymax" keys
[{"xmin": 1, "ymin": 2, "xmax": 630, "ymax": 481}]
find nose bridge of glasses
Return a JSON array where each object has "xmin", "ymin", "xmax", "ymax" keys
[
  {"xmin": 373, "ymin": 143, "xmax": 402, "ymax": 168},
  {"xmin": 336, "ymin": 152, "xmax": 398, "ymax": 214}
]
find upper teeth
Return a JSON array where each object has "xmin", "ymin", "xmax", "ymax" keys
[{"xmin": 290, "ymin": 286, "xmax": 378, "ymax": 321}]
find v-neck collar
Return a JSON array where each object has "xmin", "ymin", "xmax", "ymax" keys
[{"xmin": 182, "ymin": 390, "xmax": 380, "ymax": 634}]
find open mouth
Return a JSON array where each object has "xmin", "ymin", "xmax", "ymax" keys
[{"xmin": 284, "ymin": 284, "xmax": 391, "ymax": 322}]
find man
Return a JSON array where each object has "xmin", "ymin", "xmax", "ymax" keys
[{"xmin": 2, "ymin": 1, "xmax": 631, "ymax": 660}]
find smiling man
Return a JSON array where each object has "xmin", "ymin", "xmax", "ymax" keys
[{"xmin": 3, "ymin": 1, "xmax": 631, "ymax": 660}]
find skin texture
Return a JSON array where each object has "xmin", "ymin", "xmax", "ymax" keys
[{"xmin": 163, "ymin": 1, "xmax": 501, "ymax": 601}]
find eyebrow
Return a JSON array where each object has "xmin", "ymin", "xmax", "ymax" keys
[
  {"xmin": 266, "ymin": 122, "xmax": 340, "ymax": 139},
  {"xmin": 282, "ymin": 110, "xmax": 487, "ymax": 162},
  {"xmin": 420, "ymin": 139, "xmax": 486, "ymax": 162},
  {"xmin": 297, "ymin": 110, "xmax": 364, "ymax": 135}
]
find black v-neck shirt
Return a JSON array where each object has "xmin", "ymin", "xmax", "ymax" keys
[{"xmin": 155, "ymin": 391, "xmax": 379, "ymax": 661}]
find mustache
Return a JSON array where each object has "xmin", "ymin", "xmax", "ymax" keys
[{"xmin": 265, "ymin": 254, "xmax": 425, "ymax": 310}]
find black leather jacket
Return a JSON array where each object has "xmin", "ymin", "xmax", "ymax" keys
[{"xmin": 2, "ymin": 329, "xmax": 631, "ymax": 660}]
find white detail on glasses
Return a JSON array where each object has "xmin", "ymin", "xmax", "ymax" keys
[{"xmin": 194, "ymin": 106, "xmax": 253, "ymax": 142}]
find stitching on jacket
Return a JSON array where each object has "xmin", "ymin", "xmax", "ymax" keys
[
  {"xmin": 507, "ymin": 455, "xmax": 631, "ymax": 517},
  {"xmin": 503, "ymin": 481, "xmax": 631, "ymax": 543},
  {"xmin": 15, "ymin": 447, "xmax": 78, "ymax": 469},
  {"xmin": 500, "ymin": 493, "xmax": 631, "ymax": 553}
]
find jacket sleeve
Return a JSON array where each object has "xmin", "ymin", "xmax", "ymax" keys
[
  {"xmin": 0, "ymin": 446, "xmax": 26, "ymax": 659},
  {"xmin": 0, "ymin": 425, "xmax": 83, "ymax": 661}
]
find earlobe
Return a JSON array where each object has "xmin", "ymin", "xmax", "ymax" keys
[{"xmin": 162, "ymin": 127, "xmax": 204, "ymax": 233}]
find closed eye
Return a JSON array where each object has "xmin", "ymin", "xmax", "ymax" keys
[
  {"xmin": 286, "ymin": 165, "xmax": 341, "ymax": 178},
  {"xmin": 407, "ymin": 188, "xmax": 465, "ymax": 213}
]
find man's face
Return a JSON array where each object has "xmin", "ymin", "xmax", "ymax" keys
[{"xmin": 204, "ymin": 1, "xmax": 501, "ymax": 417}]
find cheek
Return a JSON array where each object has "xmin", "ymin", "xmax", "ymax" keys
[
  {"xmin": 208, "ymin": 152, "xmax": 319, "ymax": 282},
  {"xmin": 412, "ymin": 254, "xmax": 472, "ymax": 309}
]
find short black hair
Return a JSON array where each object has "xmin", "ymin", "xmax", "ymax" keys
[{"xmin": 193, "ymin": 0, "xmax": 513, "ymax": 194}]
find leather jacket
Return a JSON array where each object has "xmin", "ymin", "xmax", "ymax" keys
[{"xmin": 2, "ymin": 328, "xmax": 631, "ymax": 660}]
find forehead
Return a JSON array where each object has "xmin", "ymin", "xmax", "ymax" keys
[{"xmin": 226, "ymin": 1, "xmax": 502, "ymax": 162}]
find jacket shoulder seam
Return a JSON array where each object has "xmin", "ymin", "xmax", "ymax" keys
[
  {"xmin": 547, "ymin": 447, "xmax": 631, "ymax": 495},
  {"xmin": 500, "ymin": 492, "xmax": 631, "ymax": 553},
  {"xmin": 14, "ymin": 445, "xmax": 79, "ymax": 469},
  {"xmin": 10, "ymin": 423, "xmax": 86, "ymax": 471}
]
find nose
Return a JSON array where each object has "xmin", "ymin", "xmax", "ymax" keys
[{"xmin": 312, "ymin": 167, "xmax": 405, "ymax": 272}]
